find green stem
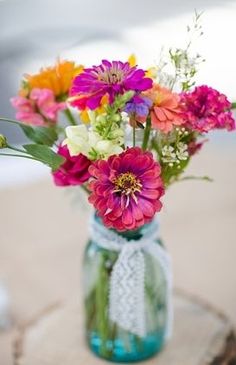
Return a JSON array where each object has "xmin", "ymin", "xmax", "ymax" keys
[
  {"xmin": 0, "ymin": 117, "xmax": 21, "ymax": 126},
  {"xmin": 151, "ymin": 138, "xmax": 162, "ymax": 160},
  {"xmin": 132, "ymin": 126, "xmax": 136, "ymax": 147},
  {"xmin": 0, "ymin": 153, "xmax": 40, "ymax": 162},
  {"xmin": 175, "ymin": 175, "xmax": 213, "ymax": 183},
  {"xmin": 231, "ymin": 102, "xmax": 236, "ymax": 110},
  {"xmin": 96, "ymin": 254, "xmax": 110, "ymax": 358},
  {"xmin": 104, "ymin": 122, "xmax": 113, "ymax": 139},
  {"xmin": 80, "ymin": 184, "xmax": 90, "ymax": 195},
  {"xmin": 142, "ymin": 118, "xmax": 151, "ymax": 150},
  {"xmin": 64, "ymin": 108, "xmax": 78, "ymax": 126}
]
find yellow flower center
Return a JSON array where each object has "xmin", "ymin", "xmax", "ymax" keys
[{"xmin": 113, "ymin": 172, "xmax": 142, "ymax": 204}]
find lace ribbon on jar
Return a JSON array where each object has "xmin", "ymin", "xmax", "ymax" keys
[{"xmin": 89, "ymin": 215, "xmax": 173, "ymax": 340}]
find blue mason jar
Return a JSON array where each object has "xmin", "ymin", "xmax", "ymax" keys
[{"xmin": 83, "ymin": 215, "xmax": 170, "ymax": 363}]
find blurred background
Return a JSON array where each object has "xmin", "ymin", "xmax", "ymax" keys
[{"xmin": 0, "ymin": 0, "xmax": 236, "ymax": 363}]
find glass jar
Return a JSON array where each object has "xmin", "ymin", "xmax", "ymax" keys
[{"xmin": 83, "ymin": 215, "xmax": 169, "ymax": 363}]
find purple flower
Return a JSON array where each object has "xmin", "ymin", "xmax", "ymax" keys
[
  {"xmin": 70, "ymin": 60, "xmax": 153, "ymax": 110},
  {"xmin": 124, "ymin": 94, "xmax": 152, "ymax": 126}
]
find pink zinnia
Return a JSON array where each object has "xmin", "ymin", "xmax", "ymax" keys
[
  {"xmin": 88, "ymin": 147, "xmax": 164, "ymax": 231},
  {"xmin": 11, "ymin": 88, "xmax": 66, "ymax": 126},
  {"xmin": 181, "ymin": 85, "xmax": 235, "ymax": 133},
  {"xmin": 52, "ymin": 145, "xmax": 91, "ymax": 186},
  {"xmin": 70, "ymin": 60, "xmax": 153, "ymax": 110}
]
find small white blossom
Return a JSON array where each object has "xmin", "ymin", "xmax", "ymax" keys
[
  {"xmin": 161, "ymin": 142, "xmax": 189, "ymax": 167},
  {"xmin": 162, "ymin": 145, "xmax": 177, "ymax": 164},
  {"xmin": 176, "ymin": 142, "xmax": 189, "ymax": 161},
  {"xmin": 121, "ymin": 112, "xmax": 130, "ymax": 124}
]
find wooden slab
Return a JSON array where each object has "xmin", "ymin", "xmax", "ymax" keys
[{"xmin": 13, "ymin": 291, "xmax": 236, "ymax": 365}]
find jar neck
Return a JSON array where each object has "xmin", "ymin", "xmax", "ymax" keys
[{"xmin": 94, "ymin": 214, "xmax": 159, "ymax": 242}]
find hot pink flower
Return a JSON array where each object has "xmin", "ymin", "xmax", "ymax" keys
[
  {"xmin": 52, "ymin": 145, "xmax": 91, "ymax": 186},
  {"xmin": 88, "ymin": 147, "xmax": 164, "ymax": 231},
  {"xmin": 181, "ymin": 85, "xmax": 235, "ymax": 133},
  {"xmin": 11, "ymin": 88, "xmax": 66, "ymax": 126},
  {"xmin": 70, "ymin": 60, "xmax": 153, "ymax": 110},
  {"xmin": 215, "ymin": 111, "xmax": 235, "ymax": 131}
]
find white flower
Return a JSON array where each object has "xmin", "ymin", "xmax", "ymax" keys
[
  {"xmin": 162, "ymin": 145, "xmax": 177, "ymax": 164},
  {"xmin": 95, "ymin": 140, "xmax": 123, "ymax": 157},
  {"xmin": 63, "ymin": 125, "xmax": 123, "ymax": 160},
  {"xmin": 63, "ymin": 125, "xmax": 89, "ymax": 156},
  {"xmin": 121, "ymin": 112, "xmax": 130, "ymax": 124},
  {"xmin": 161, "ymin": 142, "xmax": 189, "ymax": 167},
  {"xmin": 176, "ymin": 142, "xmax": 189, "ymax": 161}
]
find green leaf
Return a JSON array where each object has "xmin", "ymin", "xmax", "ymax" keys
[
  {"xmin": 20, "ymin": 125, "xmax": 58, "ymax": 146},
  {"xmin": 0, "ymin": 118, "xmax": 58, "ymax": 146},
  {"xmin": 23, "ymin": 144, "xmax": 65, "ymax": 171}
]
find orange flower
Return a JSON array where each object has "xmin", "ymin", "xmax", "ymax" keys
[
  {"xmin": 145, "ymin": 84, "xmax": 184, "ymax": 133},
  {"xmin": 22, "ymin": 60, "xmax": 83, "ymax": 98}
]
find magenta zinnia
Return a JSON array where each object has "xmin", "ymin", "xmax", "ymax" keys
[
  {"xmin": 52, "ymin": 145, "xmax": 91, "ymax": 186},
  {"xmin": 70, "ymin": 60, "xmax": 153, "ymax": 110},
  {"xmin": 181, "ymin": 85, "xmax": 235, "ymax": 132},
  {"xmin": 88, "ymin": 147, "xmax": 164, "ymax": 231}
]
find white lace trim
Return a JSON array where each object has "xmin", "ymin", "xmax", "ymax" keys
[{"xmin": 89, "ymin": 216, "xmax": 173, "ymax": 340}]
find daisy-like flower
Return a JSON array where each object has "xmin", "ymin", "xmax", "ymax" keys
[
  {"xmin": 145, "ymin": 84, "xmax": 184, "ymax": 133},
  {"xmin": 11, "ymin": 88, "xmax": 66, "ymax": 126},
  {"xmin": 70, "ymin": 60, "xmax": 153, "ymax": 110},
  {"xmin": 181, "ymin": 85, "xmax": 235, "ymax": 132},
  {"xmin": 23, "ymin": 60, "xmax": 83, "ymax": 98},
  {"xmin": 88, "ymin": 147, "xmax": 164, "ymax": 231}
]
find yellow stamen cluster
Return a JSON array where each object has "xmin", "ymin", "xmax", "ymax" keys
[{"xmin": 113, "ymin": 172, "xmax": 142, "ymax": 205}]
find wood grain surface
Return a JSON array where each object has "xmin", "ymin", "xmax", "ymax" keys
[{"xmin": 13, "ymin": 291, "xmax": 236, "ymax": 365}]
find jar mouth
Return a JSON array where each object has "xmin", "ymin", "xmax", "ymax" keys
[{"xmin": 94, "ymin": 213, "xmax": 158, "ymax": 241}]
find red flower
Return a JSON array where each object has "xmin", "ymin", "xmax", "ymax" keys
[
  {"xmin": 88, "ymin": 147, "xmax": 164, "ymax": 231},
  {"xmin": 52, "ymin": 145, "xmax": 91, "ymax": 186}
]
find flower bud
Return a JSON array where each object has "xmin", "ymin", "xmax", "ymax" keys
[
  {"xmin": 96, "ymin": 115, "xmax": 107, "ymax": 124},
  {"xmin": 0, "ymin": 134, "xmax": 7, "ymax": 149},
  {"xmin": 110, "ymin": 129, "xmax": 124, "ymax": 139},
  {"xmin": 111, "ymin": 114, "xmax": 121, "ymax": 123},
  {"xmin": 121, "ymin": 90, "xmax": 135, "ymax": 103}
]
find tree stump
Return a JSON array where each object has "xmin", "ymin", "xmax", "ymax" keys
[{"xmin": 13, "ymin": 291, "xmax": 236, "ymax": 365}]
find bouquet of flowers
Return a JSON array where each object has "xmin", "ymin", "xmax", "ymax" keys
[
  {"xmin": 1, "ymin": 55, "xmax": 235, "ymax": 230},
  {"xmin": 0, "ymin": 13, "xmax": 235, "ymax": 362}
]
